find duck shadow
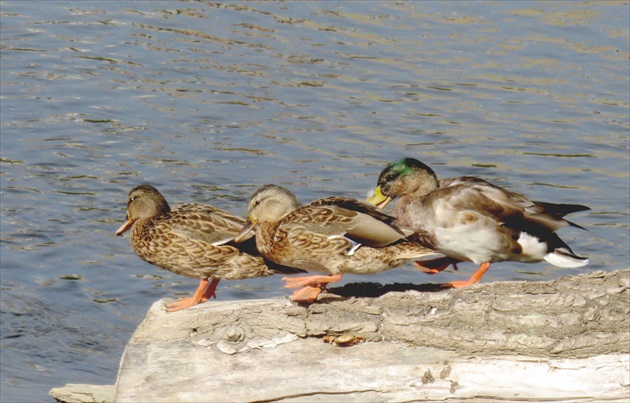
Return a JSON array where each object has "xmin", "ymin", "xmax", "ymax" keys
[{"xmin": 325, "ymin": 281, "xmax": 447, "ymax": 299}]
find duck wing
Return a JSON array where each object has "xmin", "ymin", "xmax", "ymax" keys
[
  {"xmin": 284, "ymin": 202, "xmax": 409, "ymax": 248},
  {"xmin": 165, "ymin": 204, "xmax": 253, "ymax": 245},
  {"xmin": 434, "ymin": 179, "xmax": 587, "ymax": 237},
  {"xmin": 306, "ymin": 196, "xmax": 398, "ymax": 224}
]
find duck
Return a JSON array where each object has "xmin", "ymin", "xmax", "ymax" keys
[
  {"xmin": 116, "ymin": 184, "xmax": 293, "ymax": 312},
  {"xmin": 367, "ymin": 157, "xmax": 589, "ymax": 288},
  {"xmin": 234, "ymin": 184, "xmax": 442, "ymax": 302}
]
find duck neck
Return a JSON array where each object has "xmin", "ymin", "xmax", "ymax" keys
[
  {"xmin": 407, "ymin": 169, "xmax": 440, "ymax": 199},
  {"xmin": 255, "ymin": 221, "xmax": 280, "ymax": 256}
]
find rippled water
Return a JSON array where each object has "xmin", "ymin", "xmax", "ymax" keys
[{"xmin": 1, "ymin": 1, "xmax": 628, "ymax": 401}]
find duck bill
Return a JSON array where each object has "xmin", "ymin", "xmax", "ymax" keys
[
  {"xmin": 234, "ymin": 220, "xmax": 256, "ymax": 243},
  {"xmin": 115, "ymin": 217, "xmax": 135, "ymax": 236},
  {"xmin": 366, "ymin": 186, "xmax": 392, "ymax": 209}
]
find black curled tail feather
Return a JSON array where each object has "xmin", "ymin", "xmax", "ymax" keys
[
  {"xmin": 529, "ymin": 201, "xmax": 590, "ymax": 231},
  {"xmin": 533, "ymin": 201, "xmax": 590, "ymax": 217}
]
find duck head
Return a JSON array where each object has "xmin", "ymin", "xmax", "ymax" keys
[
  {"xmin": 235, "ymin": 184, "xmax": 301, "ymax": 242},
  {"xmin": 367, "ymin": 157, "xmax": 439, "ymax": 209},
  {"xmin": 116, "ymin": 184, "xmax": 170, "ymax": 236}
]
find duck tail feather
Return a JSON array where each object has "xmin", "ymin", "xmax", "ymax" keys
[
  {"xmin": 534, "ymin": 201, "xmax": 591, "ymax": 216},
  {"xmin": 565, "ymin": 219, "xmax": 589, "ymax": 231},
  {"xmin": 544, "ymin": 248, "xmax": 589, "ymax": 268}
]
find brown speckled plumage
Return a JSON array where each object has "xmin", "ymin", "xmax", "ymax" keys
[
  {"xmin": 119, "ymin": 185, "xmax": 272, "ymax": 280},
  {"xmin": 116, "ymin": 184, "xmax": 279, "ymax": 311},
  {"xmin": 240, "ymin": 184, "xmax": 439, "ymax": 276}
]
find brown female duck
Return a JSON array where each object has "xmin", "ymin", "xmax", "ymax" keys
[
  {"xmin": 116, "ymin": 184, "xmax": 277, "ymax": 312},
  {"xmin": 367, "ymin": 158, "xmax": 590, "ymax": 287},
  {"xmin": 235, "ymin": 184, "xmax": 441, "ymax": 302}
]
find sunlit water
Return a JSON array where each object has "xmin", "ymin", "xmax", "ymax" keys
[{"xmin": 1, "ymin": 1, "xmax": 628, "ymax": 401}]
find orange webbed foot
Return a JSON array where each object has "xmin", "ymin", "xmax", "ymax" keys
[
  {"xmin": 282, "ymin": 274, "xmax": 343, "ymax": 303},
  {"xmin": 282, "ymin": 273, "xmax": 343, "ymax": 289},
  {"xmin": 165, "ymin": 278, "xmax": 220, "ymax": 312},
  {"xmin": 166, "ymin": 297, "xmax": 200, "ymax": 312},
  {"xmin": 291, "ymin": 285, "xmax": 325, "ymax": 303},
  {"xmin": 441, "ymin": 262, "xmax": 490, "ymax": 288}
]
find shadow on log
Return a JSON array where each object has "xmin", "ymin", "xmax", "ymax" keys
[{"xmin": 52, "ymin": 270, "xmax": 630, "ymax": 402}]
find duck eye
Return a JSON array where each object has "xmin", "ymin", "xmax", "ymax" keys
[{"xmin": 254, "ymin": 199, "xmax": 261, "ymax": 207}]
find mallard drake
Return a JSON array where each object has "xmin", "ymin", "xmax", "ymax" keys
[
  {"xmin": 367, "ymin": 158, "xmax": 589, "ymax": 287},
  {"xmin": 116, "ymin": 184, "xmax": 278, "ymax": 312},
  {"xmin": 234, "ymin": 184, "xmax": 441, "ymax": 302}
]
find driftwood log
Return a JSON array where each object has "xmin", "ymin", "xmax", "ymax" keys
[{"xmin": 51, "ymin": 269, "xmax": 630, "ymax": 402}]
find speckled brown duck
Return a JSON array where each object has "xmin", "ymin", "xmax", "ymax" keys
[
  {"xmin": 234, "ymin": 184, "xmax": 442, "ymax": 303},
  {"xmin": 367, "ymin": 157, "xmax": 590, "ymax": 287},
  {"xmin": 116, "ymin": 184, "xmax": 285, "ymax": 312}
]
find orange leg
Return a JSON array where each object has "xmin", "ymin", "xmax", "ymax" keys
[
  {"xmin": 166, "ymin": 278, "xmax": 220, "ymax": 312},
  {"xmin": 200, "ymin": 278, "xmax": 220, "ymax": 302},
  {"xmin": 282, "ymin": 273, "xmax": 343, "ymax": 303},
  {"xmin": 441, "ymin": 262, "xmax": 490, "ymax": 288},
  {"xmin": 414, "ymin": 257, "xmax": 459, "ymax": 275}
]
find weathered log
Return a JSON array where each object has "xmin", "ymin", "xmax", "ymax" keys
[{"xmin": 52, "ymin": 269, "xmax": 630, "ymax": 402}]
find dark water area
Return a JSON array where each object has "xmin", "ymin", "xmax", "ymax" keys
[{"xmin": 1, "ymin": 1, "xmax": 628, "ymax": 401}]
